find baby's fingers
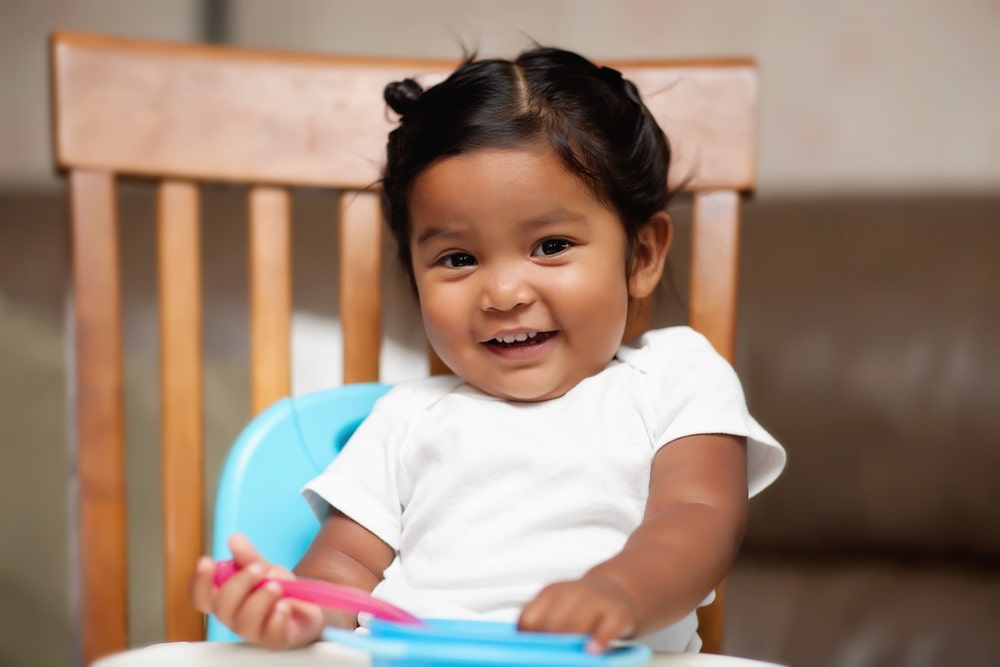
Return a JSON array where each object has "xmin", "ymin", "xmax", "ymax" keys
[
  {"xmin": 212, "ymin": 561, "xmax": 268, "ymax": 626},
  {"xmin": 229, "ymin": 533, "xmax": 266, "ymax": 568},
  {"xmin": 260, "ymin": 599, "xmax": 324, "ymax": 649},
  {"xmin": 519, "ymin": 580, "xmax": 636, "ymax": 654},
  {"xmin": 190, "ymin": 556, "xmax": 217, "ymax": 614},
  {"xmin": 231, "ymin": 578, "xmax": 284, "ymax": 643},
  {"xmin": 260, "ymin": 599, "xmax": 295, "ymax": 647},
  {"xmin": 585, "ymin": 609, "xmax": 634, "ymax": 654}
]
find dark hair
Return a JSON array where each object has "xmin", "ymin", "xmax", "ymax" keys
[{"xmin": 381, "ymin": 47, "xmax": 673, "ymax": 284}]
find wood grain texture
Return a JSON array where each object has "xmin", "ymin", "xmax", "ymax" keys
[
  {"xmin": 51, "ymin": 31, "xmax": 754, "ymax": 191},
  {"xmin": 249, "ymin": 186, "xmax": 292, "ymax": 414},
  {"xmin": 689, "ymin": 190, "xmax": 742, "ymax": 363},
  {"xmin": 70, "ymin": 169, "xmax": 127, "ymax": 663},
  {"xmin": 157, "ymin": 181, "xmax": 205, "ymax": 642},
  {"xmin": 339, "ymin": 190, "xmax": 382, "ymax": 383},
  {"xmin": 428, "ymin": 347, "xmax": 451, "ymax": 376},
  {"xmin": 698, "ymin": 580, "xmax": 727, "ymax": 655},
  {"xmin": 688, "ymin": 190, "xmax": 742, "ymax": 654},
  {"xmin": 621, "ymin": 64, "xmax": 756, "ymax": 191}
]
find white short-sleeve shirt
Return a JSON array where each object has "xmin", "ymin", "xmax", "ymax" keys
[{"xmin": 303, "ymin": 326, "xmax": 786, "ymax": 651}]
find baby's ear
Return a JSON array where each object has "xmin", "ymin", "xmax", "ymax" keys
[{"xmin": 628, "ymin": 213, "xmax": 672, "ymax": 299}]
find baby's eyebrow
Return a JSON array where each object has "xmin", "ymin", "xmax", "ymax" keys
[
  {"xmin": 414, "ymin": 210, "xmax": 588, "ymax": 246},
  {"xmin": 525, "ymin": 209, "xmax": 587, "ymax": 227},
  {"xmin": 414, "ymin": 225, "xmax": 462, "ymax": 245}
]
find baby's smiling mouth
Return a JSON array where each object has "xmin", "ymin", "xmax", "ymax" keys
[{"xmin": 484, "ymin": 331, "xmax": 556, "ymax": 347}]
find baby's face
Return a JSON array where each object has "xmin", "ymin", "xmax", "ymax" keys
[{"xmin": 407, "ymin": 145, "xmax": 631, "ymax": 402}]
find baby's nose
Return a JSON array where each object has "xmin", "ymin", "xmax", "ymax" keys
[{"xmin": 481, "ymin": 265, "xmax": 535, "ymax": 312}]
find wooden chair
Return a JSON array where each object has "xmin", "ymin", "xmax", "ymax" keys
[{"xmin": 50, "ymin": 30, "xmax": 756, "ymax": 664}]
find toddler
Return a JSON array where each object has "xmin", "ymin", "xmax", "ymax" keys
[{"xmin": 191, "ymin": 46, "xmax": 785, "ymax": 654}]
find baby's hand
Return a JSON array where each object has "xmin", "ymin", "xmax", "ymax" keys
[
  {"xmin": 189, "ymin": 533, "xmax": 325, "ymax": 650},
  {"xmin": 517, "ymin": 576, "xmax": 637, "ymax": 653}
]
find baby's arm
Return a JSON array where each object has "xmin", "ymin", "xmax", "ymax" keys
[
  {"xmin": 295, "ymin": 508, "xmax": 396, "ymax": 625},
  {"xmin": 190, "ymin": 509, "xmax": 394, "ymax": 650},
  {"xmin": 518, "ymin": 433, "xmax": 748, "ymax": 652}
]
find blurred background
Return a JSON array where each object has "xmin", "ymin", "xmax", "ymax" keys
[{"xmin": 1, "ymin": 1, "xmax": 998, "ymax": 666}]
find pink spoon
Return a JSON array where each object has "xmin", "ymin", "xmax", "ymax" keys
[{"xmin": 213, "ymin": 559, "xmax": 425, "ymax": 625}]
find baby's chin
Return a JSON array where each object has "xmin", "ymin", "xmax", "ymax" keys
[
  {"xmin": 456, "ymin": 359, "xmax": 615, "ymax": 403},
  {"xmin": 487, "ymin": 387, "xmax": 567, "ymax": 403},
  {"xmin": 463, "ymin": 375, "xmax": 577, "ymax": 403}
]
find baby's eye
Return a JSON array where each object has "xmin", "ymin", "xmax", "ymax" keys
[
  {"xmin": 532, "ymin": 238, "xmax": 572, "ymax": 257},
  {"xmin": 439, "ymin": 252, "xmax": 477, "ymax": 268}
]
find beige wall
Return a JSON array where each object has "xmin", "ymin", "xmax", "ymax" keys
[
  {"xmin": 0, "ymin": 0, "xmax": 203, "ymax": 187},
  {"xmin": 2, "ymin": 0, "xmax": 998, "ymax": 193},
  {"xmin": 227, "ymin": 0, "xmax": 1000, "ymax": 194}
]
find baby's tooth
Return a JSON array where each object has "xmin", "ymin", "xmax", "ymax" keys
[{"xmin": 496, "ymin": 332, "xmax": 539, "ymax": 344}]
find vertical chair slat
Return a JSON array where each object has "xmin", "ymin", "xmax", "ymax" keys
[
  {"xmin": 157, "ymin": 180, "xmax": 205, "ymax": 642},
  {"xmin": 699, "ymin": 581, "xmax": 728, "ymax": 655},
  {"xmin": 689, "ymin": 190, "xmax": 741, "ymax": 363},
  {"xmin": 428, "ymin": 347, "xmax": 450, "ymax": 376},
  {"xmin": 339, "ymin": 190, "xmax": 382, "ymax": 383},
  {"xmin": 248, "ymin": 186, "xmax": 292, "ymax": 414},
  {"xmin": 688, "ymin": 188, "xmax": 741, "ymax": 655},
  {"xmin": 70, "ymin": 169, "xmax": 127, "ymax": 664}
]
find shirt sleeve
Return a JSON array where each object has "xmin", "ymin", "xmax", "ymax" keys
[
  {"xmin": 626, "ymin": 327, "xmax": 786, "ymax": 498},
  {"xmin": 301, "ymin": 385, "xmax": 411, "ymax": 550}
]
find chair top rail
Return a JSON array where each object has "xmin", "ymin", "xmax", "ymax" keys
[{"xmin": 51, "ymin": 30, "xmax": 755, "ymax": 192}]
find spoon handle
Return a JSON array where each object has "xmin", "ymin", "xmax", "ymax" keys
[{"xmin": 213, "ymin": 559, "xmax": 424, "ymax": 625}]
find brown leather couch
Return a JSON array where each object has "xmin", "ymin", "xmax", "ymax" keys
[{"xmin": 719, "ymin": 197, "xmax": 1000, "ymax": 667}]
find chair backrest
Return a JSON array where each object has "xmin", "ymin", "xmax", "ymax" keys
[{"xmin": 51, "ymin": 30, "xmax": 756, "ymax": 663}]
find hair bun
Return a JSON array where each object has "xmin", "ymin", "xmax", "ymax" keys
[{"xmin": 384, "ymin": 78, "xmax": 424, "ymax": 116}]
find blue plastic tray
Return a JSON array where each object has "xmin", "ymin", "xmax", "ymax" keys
[{"xmin": 322, "ymin": 618, "xmax": 651, "ymax": 667}]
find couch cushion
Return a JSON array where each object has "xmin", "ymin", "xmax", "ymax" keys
[
  {"xmin": 725, "ymin": 555, "xmax": 1000, "ymax": 667},
  {"xmin": 733, "ymin": 197, "xmax": 1000, "ymax": 557}
]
